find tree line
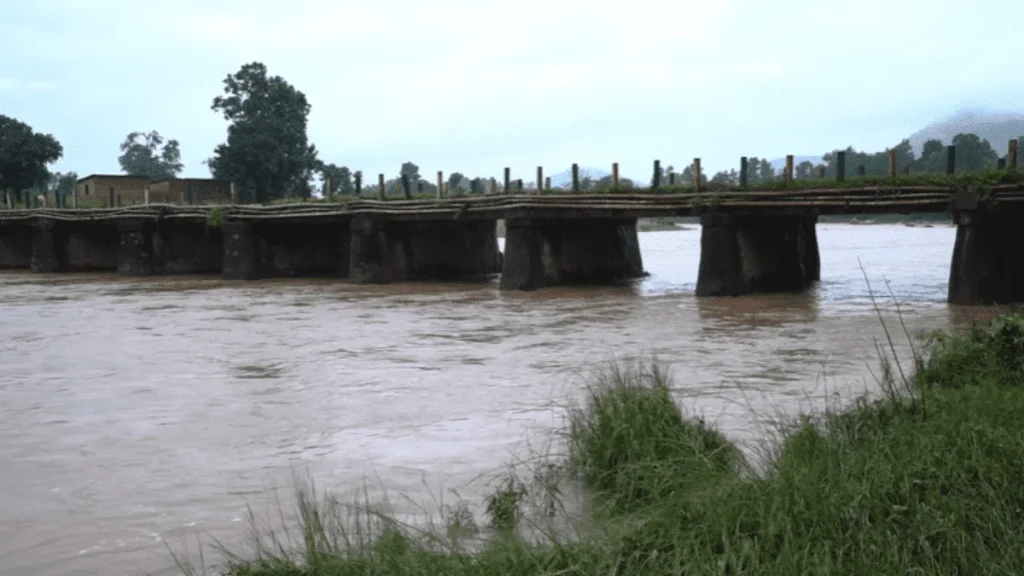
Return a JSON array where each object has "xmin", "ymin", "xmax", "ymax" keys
[{"xmin": 1, "ymin": 59, "xmax": 1021, "ymax": 205}]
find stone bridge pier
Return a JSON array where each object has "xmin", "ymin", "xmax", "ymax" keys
[
  {"xmin": 0, "ymin": 223, "xmax": 32, "ymax": 269},
  {"xmin": 947, "ymin": 205, "xmax": 1024, "ymax": 305},
  {"xmin": 500, "ymin": 218, "xmax": 645, "ymax": 290},
  {"xmin": 348, "ymin": 216, "xmax": 501, "ymax": 283},
  {"xmin": 696, "ymin": 213, "xmax": 820, "ymax": 297}
]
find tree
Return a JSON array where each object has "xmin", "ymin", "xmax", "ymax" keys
[
  {"xmin": 118, "ymin": 131, "xmax": 183, "ymax": 180},
  {"xmin": 321, "ymin": 163, "xmax": 354, "ymax": 195},
  {"xmin": 448, "ymin": 172, "xmax": 466, "ymax": 193},
  {"xmin": 914, "ymin": 139, "xmax": 947, "ymax": 174},
  {"xmin": 795, "ymin": 161, "xmax": 815, "ymax": 179},
  {"xmin": 951, "ymin": 133, "xmax": 998, "ymax": 172},
  {"xmin": 0, "ymin": 115, "xmax": 63, "ymax": 205},
  {"xmin": 206, "ymin": 62, "xmax": 319, "ymax": 203},
  {"xmin": 710, "ymin": 170, "xmax": 738, "ymax": 186},
  {"xmin": 46, "ymin": 171, "xmax": 78, "ymax": 203}
]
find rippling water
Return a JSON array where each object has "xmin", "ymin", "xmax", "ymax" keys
[{"xmin": 0, "ymin": 223, "xmax": 999, "ymax": 575}]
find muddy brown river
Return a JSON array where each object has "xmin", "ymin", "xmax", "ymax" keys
[{"xmin": 0, "ymin": 224, "xmax": 997, "ymax": 575}]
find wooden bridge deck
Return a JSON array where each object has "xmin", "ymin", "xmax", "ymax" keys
[{"xmin": 2, "ymin": 184, "xmax": 1023, "ymax": 223}]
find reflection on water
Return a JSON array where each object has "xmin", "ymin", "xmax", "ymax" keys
[{"xmin": 0, "ymin": 224, "xmax": 1001, "ymax": 576}]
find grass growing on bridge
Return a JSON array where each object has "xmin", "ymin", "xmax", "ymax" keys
[{"xmin": 179, "ymin": 313, "xmax": 1024, "ymax": 575}]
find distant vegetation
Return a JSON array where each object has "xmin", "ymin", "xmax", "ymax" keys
[
  {"xmin": 177, "ymin": 312, "xmax": 1024, "ymax": 575},
  {"xmin": 118, "ymin": 130, "xmax": 184, "ymax": 181},
  {"xmin": 1, "ymin": 62, "xmax": 1022, "ymax": 206}
]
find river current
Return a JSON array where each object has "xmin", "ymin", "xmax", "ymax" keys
[{"xmin": 0, "ymin": 223, "xmax": 996, "ymax": 575}]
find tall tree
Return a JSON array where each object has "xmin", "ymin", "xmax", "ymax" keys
[
  {"xmin": 795, "ymin": 161, "xmax": 815, "ymax": 179},
  {"xmin": 448, "ymin": 172, "xmax": 467, "ymax": 193},
  {"xmin": 0, "ymin": 115, "xmax": 63, "ymax": 205},
  {"xmin": 46, "ymin": 171, "xmax": 78, "ymax": 203},
  {"xmin": 206, "ymin": 62, "xmax": 319, "ymax": 203},
  {"xmin": 914, "ymin": 139, "xmax": 947, "ymax": 174},
  {"xmin": 951, "ymin": 133, "xmax": 999, "ymax": 172},
  {"xmin": 321, "ymin": 163, "xmax": 354, "ymax": 195},
  {"xmin": 118, "ymin": 131, "xmax": 183, "ymax": 180}
]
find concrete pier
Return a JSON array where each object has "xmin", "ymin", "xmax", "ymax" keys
[
  {"xmin": 948, "ymin": 208, "xmax": 1024, "ymax": 305},
  {"xmin": 696, "ymin": 213, "xmax": 819, "ymax": 297},
  {"xmin": 0, "ymin": 224, "xmax": 32, "ymax": 268},
  {"xmin": 31, "ymin": 219, "xmax": 63, "ymax": 273},
  {"xmin": 222, "ymin": 222, "xmax": 262, "ymax": 280},
  {"xmin": 117, "ymin": 219, "xmax": 152, "ymax": 275},
  {"xmin": 499, "ymin": 218, "xmax": 645, "ymax": 290},
  {"xmin": 349, "ymin": 217, "xmax": 500, "ymax": 283}
]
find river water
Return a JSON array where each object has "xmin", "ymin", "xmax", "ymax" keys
[{"xmin": 0, "ymin": 223, "xmax": 998, "ymax": 575}]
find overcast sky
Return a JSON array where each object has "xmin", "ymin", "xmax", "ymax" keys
[{"xmin": 2, "ymin": 0, "xmax": 1022, "ymax": 182}]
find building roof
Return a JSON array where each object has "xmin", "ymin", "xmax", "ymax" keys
[
  {"xmin": 149, "ymin": 177, "xmax": 231, "ymax": 184},
  {"xmin": 76, "ymin": 174, "xmax": 151, "ymax": 183}
]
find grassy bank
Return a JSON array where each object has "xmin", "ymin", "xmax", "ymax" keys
[{"xmin": 180, "ymin": 313, "xmax": 1024, "ymax": 575}]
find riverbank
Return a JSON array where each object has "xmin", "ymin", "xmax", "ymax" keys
[{"xmin": 179, "ymin": 311, "xmax": 1024, "ymax": 575}]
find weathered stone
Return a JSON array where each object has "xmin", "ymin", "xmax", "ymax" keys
[
  {"xmin": 31, "ymin": 219, "xmax": 63, "ymax": 273},
  {"xmin": 500, "ymin": 220, "xmax": 547, "ymax": 290},
  {"xmin": 0, "ymin": 224, "xmax": 32, "ymax": 268},
  {"xmin": 696, "ymin": 213, "xmax": 819, "ymax": 296},
  {"xmin": 222, "ymin": 221, "xmax": 261, "ymax": 280},
  {"xmin": 499, "ymin": 218, "xmax": 646, "ymax": 291},
  {"xmin": 117, "ymin": 219, "xmax": 153, "ymax": 276},
  {"xmin": 948, "ymin": 208, "xmax": 1024, "ymax": 305}
]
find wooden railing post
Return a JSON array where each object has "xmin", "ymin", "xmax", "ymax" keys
[
  {"xmin": 740, "ymin": 157, "xmax": 748, "ymax": 187},
  {"xmin": 230, "ymin": 182, "xmax": 237, "ymax": 203},
  {"xmin": 144, "ymin": 186, "xmax": 150, "ymax": 205},
  {"xmin": 784, "ymin": 155, "xmax": 794, "ymax": 184},
  {"xmin": 544, "ymin": 177, "xmax": 551, "ymax": 190},
  {"xmin": 503, "ymin": 167, "xmax": 511, "ymax": 194},
  {"xmin": 536, "ymin": 166, "xmax": 543, "ymax": 194},
  {"xmin": 692, "ymin": 158, "xmax": 701, "ymax": 190},
  {"xmin": 652, "ymin": 160, "xmax": 661, "ymax": 190},
  {"xmin": 571, "ymin": 163, "xmax": 580, "ymax": 192},
  {"xmin": 888, "ymin": 149, "xmax": 896, "ymax": 178},
  {"xmin": 946, "ymin": 145, "xmax": 956, "ymax": 174},
  {"xmin": 402, "ymin": 174, "xmax": 412, "ymax": 199},
  {"xmin": 517, "ymin": 179, "xmax": 523, "ymax": 192},
  {"xmin": 669, "ymin": 171, "xmax": 676, "ymax": 186},
  {"xmin": 836, "ymin": 152, "xmax": 846, "ymax": 182},
  {"xmin": 437, "ymin": 171, "xmax": 443, "ymax": 199},
  {"xmin": 378, "ymin": 174, "xmax": 386, "ymax": 200},
  {"xmin": 1009, "ymin": 139, "xmax": 1018, "ymax": 171},
  {"xmin": 612, "ymin": 162, "xmax": 619, "ymax": 189},
  {"xmin": 355, "ymin": 172, "xmax": 362, "ymax": 195},
  {"xmin": 71, "ymin": 187, "xmax": 77, "ymax": 209}
]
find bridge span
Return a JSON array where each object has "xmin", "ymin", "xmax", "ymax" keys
[{"xmin": 1, "ymin": 184, "xmax": 1023, "ymax": 305}]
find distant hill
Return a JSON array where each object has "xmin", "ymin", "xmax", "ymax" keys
[{"xmin": 908, "ymin": 111, "xmax": 1024, "ymax": 154}]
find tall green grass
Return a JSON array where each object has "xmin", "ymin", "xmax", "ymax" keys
[{"xmin": 179, "ymin": 313, "xmax": 1024, "ymax": 575}]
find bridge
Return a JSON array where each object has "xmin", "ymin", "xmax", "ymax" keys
[{"xmin": 1, "ymin": 181, "xmax": 1023, "ymax": 305}]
